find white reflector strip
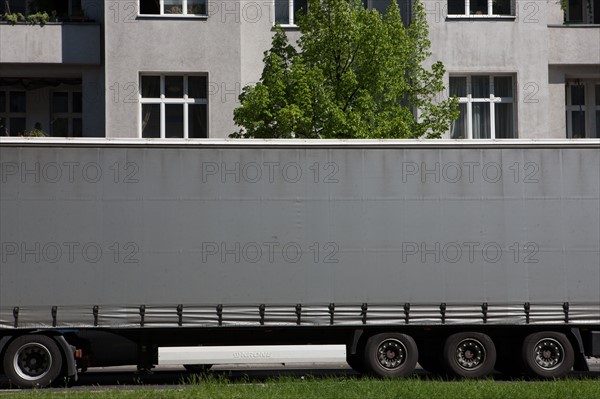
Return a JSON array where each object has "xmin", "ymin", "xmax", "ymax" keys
[{"xmin": 158, "ymin": 345, "xmax": 346, "ymax": 365}]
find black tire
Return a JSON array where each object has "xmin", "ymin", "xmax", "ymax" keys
[
  {"xmin": 443, "ymin": 332, "xmax": 496, "ymax": 379},
  {"xmin": 363, "ymin": 333, "xmax": 418, "ymax": 378},
  {"xmin": 521, "ymin": 331, "xmax": 574, "ymax": 379},
  {"xmin": 183, "ymin": 364, "xmax": 212, "ymax": 373},
  {"xmin": 3, "ymin": 335, "xmax": 63, "ymax": 389}
]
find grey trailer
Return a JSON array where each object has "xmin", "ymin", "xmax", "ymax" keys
[{"xmin": 0, "ymin": 139, "xmax": 599, "ymax": 387}]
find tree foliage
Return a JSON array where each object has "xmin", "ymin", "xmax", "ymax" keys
[{"xmin": 232, "ymin": 0, "xmax": 458, "ymax": 139}]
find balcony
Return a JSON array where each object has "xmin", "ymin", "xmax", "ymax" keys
[
  {"xmin": 547, "ymin": 25, "xmax": 600, "ymax": 65},
  {"xmin": 0, "ymin": 22, "xmax": 100, "ymax": 65}
]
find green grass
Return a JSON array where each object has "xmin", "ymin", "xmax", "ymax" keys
[{"xmin": 2, "ymin": 377, "xmax": 600, "ymax": 399}]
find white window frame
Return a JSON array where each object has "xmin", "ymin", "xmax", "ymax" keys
[
  {"xmin": 447, "ymin": 0, "xmax": 515, "ymax": 17},
  {"xmin": 139, "ymin": 74, "xmax": 209, "ymax": 139},
  {"xmin": 566, "ymin": 0, "xmax": 598, "ymax": 24},
  {"xmin": 274, "ymin": 0, "xmax": 304, "ymax": 26},
  {"xmin": 50, "ymin": 90, "xmax": 83, "ymax": 137},
  {"xmin": 450, "ymin": 75, "xmax": 516, "ymax": 139},
  {"xmin": 138, "ymin": 0, "xmax": 208, "ymax": 17},
  {"xmin": 565, "ymin": 80, "xmax": 600, "ymax": 138},
  {"xmin": 0, "ymin": 90, "xmax": 27, "ymax": 136}
]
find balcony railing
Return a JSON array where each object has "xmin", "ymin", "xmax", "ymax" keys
[{"xmin": 0, "ymin": 21, "xmax": 100, "ymax": 64}]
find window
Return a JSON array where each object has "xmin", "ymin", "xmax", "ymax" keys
[
  {"xmin": 275, "ymin": 0, "xmax": 308, "ymax": 25},
  {"xmin": 449, "ymin": 75, "xmax": 516, "ymax": 139},
  {"xmin": 139, "ymin": 0, "xmax": 207, "ymax": 16},
  {"xmin": 566, "ymin": 0, "xmax": 600, "ymax": 24},
  {"xmin": 51, "ymin": 91, "xmax": 83, "ymax": 137},
  {"xmin": 447, "ymin": 0, "xmax": 513, "ymax": 16},
  {"xmin": 565, "ymin": 80, "xmax": 600, "ymax": 138},
  {"xmin": 140, "ymin": 74, "xmax": 208, "ymax": 138},
  {"xmin": 1, "ymin": 0, "xmax": 82, "ymax": 17},
  {"xmin": 0, "ymin": 91, "xmax": 26, "ymax": 136}
]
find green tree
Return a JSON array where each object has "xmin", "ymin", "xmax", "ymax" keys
[{"xmin": 233, "ymin": 0, "xmax": 458, "ymax": 139}]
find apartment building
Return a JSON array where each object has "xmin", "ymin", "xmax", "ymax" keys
[{"xmin": 0, "ymin": 0, "xmax": 598, "ymax": 139}]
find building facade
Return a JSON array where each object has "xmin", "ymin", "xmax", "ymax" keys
[{"xmin": 1, "ymin": 0, "xmax": 599, "ymax": 139}]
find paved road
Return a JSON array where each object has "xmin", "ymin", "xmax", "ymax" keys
[{"xmin": 1, "ymin": 360, "xmax": 599, "ymax": 392}]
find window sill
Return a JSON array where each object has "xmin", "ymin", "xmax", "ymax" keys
[
  {"xmin": 548, "ymin": 23, "xmax": 600, "ymax": 28},
  {"xmin": 137, "ymin": 14, "xmax": 208, "ymax": 20},
  {"xmin": 446, "ymin": 15, "xmax": 516, "ymax": 21},
  {"xmin": 274, "ymin": 24, "xmax": 300, "ymax": 30}
]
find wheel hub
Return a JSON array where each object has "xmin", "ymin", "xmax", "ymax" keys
[
  {"xmin": 456, "ymin": 339, "xmax": 486, "ymax": 370},
  {"xmin": 534, "ymin": 338, "xmax": 563, "ymax": 370},
  {"xmin": 377, "ymin": 339, "xmax": 406, "ymax": 370},
  {"xmin": 14, "ymin": 343, "xmax": 52, "ymax": 381}
]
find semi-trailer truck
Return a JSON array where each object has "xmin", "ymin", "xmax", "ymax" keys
[{"xmin": 0, "ymin": 139, "xmax": 599, "ymax": 388}]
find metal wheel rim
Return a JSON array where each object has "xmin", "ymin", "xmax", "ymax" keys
[
  {"xmin": 533, "ymin": 338, "xmax": 564, "ymax": 371},
  {"xmin": 376, "ymin": 339, "xmax": 407, "ymax": 370},
  {"xmin": 13, "ymin": 343, "xmax": 53, "ymax": 381},
  {"xmin": 455, "ymin": 338, "xmax": 486, "ymax": 371}
]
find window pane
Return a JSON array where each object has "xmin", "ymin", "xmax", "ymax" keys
[
  {"xmin": 142, "ymin": 104, "xmax": 161, "ymax": 138},
  {"xmin": 471, "ymin": 76, "xmax": 490, "ymax": 98},
  {"xmin": 571, "ymin": 111, "xmax": 586, "ymax": 138},
  {"xmin": 189, "ymin": 104, "xmax": 207, "ymax": 138},
  {"xmin": 451, "ymin": 103, "xmax": 467, "ymax": 139},
  {"xmin": 165, "ymin": 104, "xmax": 183, "ymax": 138},
  {"xmin": 188, "ymin": 76, "xmax": 207, "ymax": 99},
  {"xmin": 275, "ymin": 0, "xmax": 290, "ymax": 24},
  {"xmin": 52, "ymin": 92, "xmax": 69, "ymax": 113},
  {"xmin": 142, "ymin": 76, "xmax": 161, "ymax": 98},
  {"xmin": 493, "ymin": 76, "xmax": 513, "ymax": 97},
  {"xmin": 595, "ymin": 85, "xmax": 600, "ymax": 106},
  {"xmin": 140, "ymin": 0, "xmax": 160, "ymax": 14},
  {"xmin": 448, "ymin": 0, "xmax": 465, "ymax": 14},
  {"xmin": 8, "ymin": 0, "xmax": 26, "ymax": 14},
  {"xmin": 9, "ymin": 118, "xmax": 26, "ymax": 136},
  {"xmin": 0, "ymin": 91, "xmax": 5, "ymax": 112},
  {"xmin": 188, "ymin": 0, "xmax": 207, "ymax": 14},
  {"xmin": 164, "ymin": 0, "xmax": 183, "ymax": 14},
  {"xmin": 294, "ymin": 0, "xmax": 308, "ymax": 17},
  {"xmin": 470, "ymin": 0, "xmax": 487, "ymax": 15},
  {"xmin": 596, "ymin": 111, "xmax": 600, "ymax": 138},
  {"xmin": 72, "ymin": 92, "xmax": 83, "ymax": 113},
  {"xmin": 571, "ymin": 85, "xmax": 585, "ymax": 106},
  {"xmin": 495, "ymin": 103, "xmax": 514, "ymax": 138},
  {"xmin": 51, "ymin": 118, "xmax": 68, "ymax": 136},
  {"xmin": 472, "ymin": 103, "xmax": 491, "ymax": 138},
  {"xmin": 567, "ymin": 0, "xmax": 584, "ymax": 22},
  {"xmin": 10, "ymin": 92, "xmax": 26, "ymax": 113},
  {"xmin": 449, "ymin": 77, "xmax": 467, "ymax": 97},
  {"xmin": 165, "ymin": 76, "xmax": 184, "ymax": 98},
  {"xmin": 370, "ymin": 0, "xmax": 388, "ymax": 14},
  {"xmin": 493, "ymin": 0, "xmax": 511, "ymax": 15},
  {"xmin": 73, "ymin": 118, "xmax": 83, "ymax": 137}
]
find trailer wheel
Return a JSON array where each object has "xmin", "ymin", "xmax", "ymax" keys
[
  {"xmin": 184, "ymin": 364, "xmax": 212, "ymax": 373},
  {"xmin": 363, "ymin": 333, "xmax": 418, "ymax": 378},
  {"xmin": 443, "ymin": 332, "xmax": 496, "ymax": 378},
  {"xmin": 3, "ymin": 335, "xmax": 63, "ymax": 389},
  {"xmin": 521, "ymin": 332, "xmax": 574, "ymax": 379}
]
